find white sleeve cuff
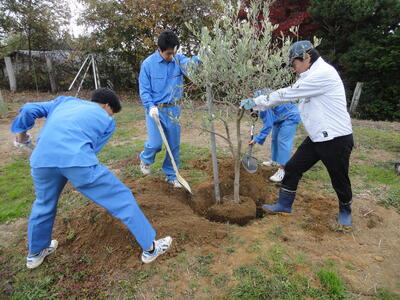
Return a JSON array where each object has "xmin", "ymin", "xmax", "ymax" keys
[{"xmin": 254, "ymin": 95, "xmax": 271, "ymax": 111}]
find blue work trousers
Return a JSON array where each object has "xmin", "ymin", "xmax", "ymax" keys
[
  {"xmin": 28, "ymin": 165, "xmax": 155, "ymax": 254},
  {"xmin": 140, "ymin": 106, "xmax": 181, "ymax": 180},
  {"xmin": 271, "ymin": 121, "xmax": 298, "ymax": 166}
]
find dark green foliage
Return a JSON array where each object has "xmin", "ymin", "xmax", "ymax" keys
[
  {"xmin": 78, "ymin": 0, "xmax": 220, "ymax": 91},
  {"xmin": 0, "ymin": 0, "xmax": 73, "ymax": 91},
  {"xmin": 309, "ymin": 0, "xmax": 400, "ymax": 121},
  {"xmin": 0, "ymin": 0, "xmax": 70, "ymax": 52}
]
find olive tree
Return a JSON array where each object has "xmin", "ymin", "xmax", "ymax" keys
[{"xmin": 185, "ymin": 0, "xmax": 295, "ymax": 203}]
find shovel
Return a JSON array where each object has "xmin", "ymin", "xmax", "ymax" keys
[
  {"xmin": 242, "ymin": 118, "xmax": 258, "ymax": 174},
  {"xmin": 153, "ymin": 114, "xmax": 192, "ymax": 194}
]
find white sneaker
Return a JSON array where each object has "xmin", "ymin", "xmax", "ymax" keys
[
  {"xmin": 262, "ymin": 161, "xmax": 278, "ymax": 167},
  {"xmin": 140, "ymin": 159, "xmax": 151, "ymax": 175},
  {"xmin": 269, "ymin": 168, "xmax": 285, "ymax": 182},
  {"xmin": 167, "ymin": 179, "xmax": 183, "ymax": 189},
  {"xmin": 26, "ymin": 240, "xmax": 58, "ymax": 269},
  {"xmin": 141, "ymin": 236, "xmax": 173, "ymax": 264}
]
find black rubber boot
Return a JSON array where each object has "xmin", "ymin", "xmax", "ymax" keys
[{"xmin": 338, "ymin": 201, "xmax": 352, "ymax": 229}]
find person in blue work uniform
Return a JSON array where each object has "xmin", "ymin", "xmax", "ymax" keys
[
  {"xmin": 11, "ymin": 88, "xmax": 172, "ymax": 269},
  {"xmin": 249, "ymin": 93, "xmax": 301, "ymax": 183},
  {"xmin": 138, "ymin": 30, "xmax": 199, "ymax": 188}
]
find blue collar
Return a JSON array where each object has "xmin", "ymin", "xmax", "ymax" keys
[
  {"xmin": 155, "ymin": 51, "xmax": 165, "ymax": 63},
  {"xmin": 155, "ymin": 50, "xmax": 177, "ymax": 65}
]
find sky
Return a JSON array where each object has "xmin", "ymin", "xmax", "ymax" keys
[{"xmin": 68, "ymin": 0, "xmax": 86, "ymax": 37}]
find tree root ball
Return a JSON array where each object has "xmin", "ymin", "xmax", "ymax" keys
[{"xmin": 206, "ymin": 196, "xmax": 257, "ymax": 226}]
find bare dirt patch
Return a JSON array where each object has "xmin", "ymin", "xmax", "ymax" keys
[
  {"xmin": 51, "ymin": 158, "xmax": 355, "ymax": 270},
  {"xmin": 0, "ymin": 113, "xmax": 46, "ymax": 167},
  {"xmin": 52, "ymin": 175, "xmax": 229, "ymax": 270},
  {"xmin": 352, "ymin": 119, "xmax": 400, "ymax": 131}
]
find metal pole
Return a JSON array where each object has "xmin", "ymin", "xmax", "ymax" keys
[
  {"xmin": 96, "ymin": 61, "xmax": 101, "ymax": 88},
  {"xmin": 75, "ymin": 58, "xmax": 93, "ymax": 97},
  {"xmin": 68, "ymin": 54, "xmax": 91, "ymax": 91},
  {"xmin": 93, "ymin": 56, "xmax": 101, "ymax": 88},
  {"xmin": 92, "ymin": 56, "xmax": 98, "ymax": 89},
  {"xmin": 207, "ymin": 86, "xmax": 221, "ymax": 204}
]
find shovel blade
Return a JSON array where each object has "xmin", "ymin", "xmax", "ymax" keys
[
  {"xmin": 242, "ymin": 154, "xmax": 258, "ymax": 174},
  {"xmin": 177, "ymin": 174, "xmax": 192, "ymax": 194},
  {"xmin": 153, "ymin": 114, "xmax": 192, "ymax": 194}
]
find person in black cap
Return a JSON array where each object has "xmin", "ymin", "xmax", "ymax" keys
[{"xmin": 243, "ymin": 40, "xmax": 354, "ymax": 230}]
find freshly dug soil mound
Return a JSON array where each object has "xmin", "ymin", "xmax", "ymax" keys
[
  {"xmin": 54, "ymin": 157, "xmax": 340, "ymax": 271},
  {"xmin": 189, "ymin": 157, "xmax": 276, "ymax": 224},
  {"xmin": 54, "ymin": 157, "xmax": 276, "ymax": 269},
  {"xmin": 190, "ymin": 157, "xmax": 277, "ymax": 205},
  {"xmin": 114, "ymin": 157, "xmax": 277, "ymax": 226},
  {"xmin": 206, "ymin": 196, "xmax": 256, "ymax": 225},
  {"xmin": 55, "ymin": 176, "xmax": 229, "ymax": 269}
]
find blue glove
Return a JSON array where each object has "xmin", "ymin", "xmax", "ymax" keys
[
  {"xmin": 254, "ymin": 88, "xmax": 273, "ymax": 98},
  {"xmin": 240, "ymin": 98, "xmax": 255, "ymax": 110}
]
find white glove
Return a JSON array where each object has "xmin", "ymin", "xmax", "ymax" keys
[
  {"xmin": 13, "ymin": 133, "xmax": 34, "ymax": 151},
  {"xmin": 149, "ymin": 106, "xmax": 159, "ymax": 119},
  {"xmin": 254, "ymin": 92, "xmax": 273, "ymax": 111}
]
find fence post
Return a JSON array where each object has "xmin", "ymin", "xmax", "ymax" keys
[
  {"xmin": 350, "ymin": 82, "xmax": 364, "ymax": 115},
  {"xmin": 0, "ymin": 89, "xmax": 6, "ymax": 117},
  {"xmin": 4, "ymin": 57, "xmax": 17, "ymax": 93},
  {"xmin": 46, "ymin": 55, "xmax": 57, "ymax": 93}
]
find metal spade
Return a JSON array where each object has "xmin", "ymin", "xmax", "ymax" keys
[
  {"xmin": 242, "ymin": 118, "xmax": 258, "ymax": 174},
  {"xmin": 153, "ymin": 114, "xmax": 192, "ymax": 194}
]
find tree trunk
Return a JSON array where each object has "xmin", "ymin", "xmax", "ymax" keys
[
  {"xmin": 233, "ymin": 152, "xmax": 241, "ymax": 203},
  {"xmin": 207, "ymin": 86, "xmax": 221, "ymax": 204},
  {"xmin": 233, "ymin": 109, "xmax": 245, "ymax": 203}
]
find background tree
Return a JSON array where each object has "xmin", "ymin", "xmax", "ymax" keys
[
  {"xmin": 0, "ymin": 0, "xmax": 71, "ymax": 91},
  {"xmin": 0, "ymin": 0, "xmax": 70, "ymax": 54},
  {"xmin": 240, "ymin": 0, "xmax": 400, "ymax": 121},
  {"xmin": 79, "ymin": 0, "xmax": 220, "ymax": 90},
  {"xmin": 186, "ymin": 0, "xmax": 295, "ymax": 203},
  {"xmin": 309, "ymin": 0, "xmax": 400, "ymax": 121},
  {"xmin": 238, "ymin": 0, "xmax": 318, "ymax": 38}
]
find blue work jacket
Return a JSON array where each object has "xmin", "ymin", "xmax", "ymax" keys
[
  {"xmin": 139, "ymin": 51, "xmax": 199, "ymax": 108},
  {"xmin": 253, "ymin": 103, "xmax": 301, "ymax": 145},
  {"xmin": 10, "ymin": 96, "xmax": 115, "ymax": 168}
]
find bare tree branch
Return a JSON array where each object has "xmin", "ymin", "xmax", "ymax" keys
[
  {"xmin": 196, "ymin": 124, "xmax": 235, "ymax": 157},
  {"xmin": 216, "ymin": 116, "xmax": 235, "ymax": 156},
  {"xmin": 213, "ymin": 99, "xmax": 239, "ymax": 112}
]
